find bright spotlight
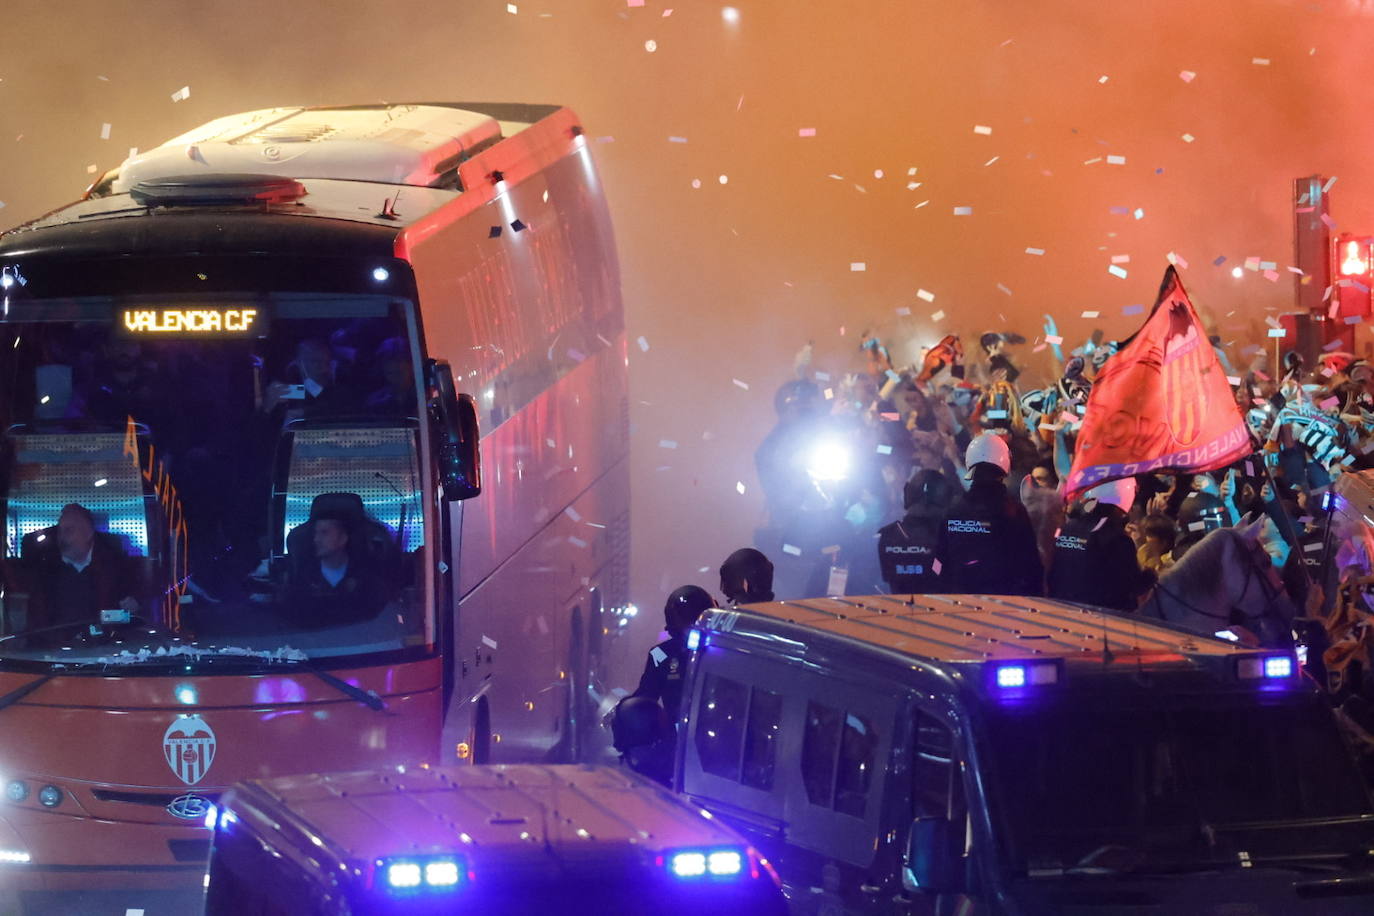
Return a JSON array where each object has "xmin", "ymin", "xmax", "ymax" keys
[
  {"xmin": 805, "ymin": 440, "xmax": 851, "ymax": 482},
  {"xmin": 1231, "ymin": 266, "xmax": 1243, "ymax": 279}
]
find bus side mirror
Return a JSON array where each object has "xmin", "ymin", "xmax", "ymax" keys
[
  {"xmin": 428, "ymin": 360, "xmax": 482, "ymax": 502},
  {"xmin": 903, "ymin": 816, "xmax": 962, "ymax": 894}
]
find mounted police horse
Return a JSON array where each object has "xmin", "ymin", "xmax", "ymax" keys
[{"xmin": 1141, "ymin": 518, "xmax": 1298, "ymax": 648}]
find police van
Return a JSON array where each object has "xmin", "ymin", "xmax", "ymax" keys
[
  {"xmin": 676, "ymin": 594, "xmax": 1374, "ymax": 914},
  {"xmin": 204, "ymin": 764, "xmax": 787, "ymax": 915}
]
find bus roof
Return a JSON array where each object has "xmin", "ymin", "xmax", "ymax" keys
[
  {"xmin": 228, "ymin": 764, "xmax": 743, "ymax": 860},
  {"xmin": 703, "ymin": 594, "xmax": 1256, "ymax": 671}
]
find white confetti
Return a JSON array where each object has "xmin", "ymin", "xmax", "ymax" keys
[
  {"xmin": 1025, "ymin": 247, "xmax": 1045, "ymax": 256},
  {"xmin": 170, "ymin": 85, "xmax": 190, "ymax": 102},
  {"xmin": 732, "ymin": 378, "xmax": 750, "ymax": 390},
  {"xmin": 953, "ymin": 206, "xmax": 973, "ymax": 215},
  {"xmin": 718, "ymin": 174, "xmax": 729, "ymax": 185},
  {"xmin": 644, "ymin": 39, "xmax": 657, "ymax": 52},
  {"xmin": 1181, "ymin": 133, "xmax": 1195, "ymax": 143},
  {"xmin": 736, "ymin": 482, "xmax": 746, "ymax": 495},
  {"xmin": 99, "ymin": 123, "xmax": 111, "ymax": 140},
  {"xmin": 931, "ymin": 310, "xmax": 946, "ymax": 321},
  {"xmin": 850, "ymin": 262, "xmax": 866, "ymax": 271},
  {"xmin": 507, "ymin": 2, "xmax": 518, "ymax": 12},
  {"xmin": 916, "ymin": 289, "xmax": 935, "ymax": 302},
  {"xmin": 1108, "ymin": 265, "xmax": 1128, "ymax": 279},
  {"xmin": 1252, "ymin": 57, "xmax": 1270, "ymax": 66},
  {"xmin": 1082, "ymin": 310, "xmax": 1101, "ymax": 318},
  {"xmin": 973, "ymin": 124, "xmax": 993, "ymax": 135},
  {"xmin": 659, "ymin": 439, "xmax": 678, "ymax": 449},
  {"xmin": 782, "ymin": 543, "xmax": 802, "ymax": 556},
  {"xmin": 895, "ymin": 306, "xmax": 911, "ymax": 316},
  {"xmin": 637, "ymin": 336, "xmax": 650, "ymax": 352},
  {"xmin": 1106, "ymin": 154, "xmax": 1126, "ymax": 165}
]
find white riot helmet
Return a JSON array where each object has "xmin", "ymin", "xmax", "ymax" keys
[
  {"xmin": 1086, "ymin": 477, "xmax": 1137, "ymax": 511},
  {"xmin": 964, "ymin": 432, "xmax": 1011, "ymax": 477}
]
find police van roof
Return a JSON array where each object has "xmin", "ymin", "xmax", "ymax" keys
[
  {"xmin": 226, "ymin": 764, "xmax": 742, "ymax": 861},
  {"xmin": 704, "ymin": 594, "xmax": 1253, "ymax": 670}
]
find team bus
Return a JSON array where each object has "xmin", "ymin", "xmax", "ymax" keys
[{"xmin": 0, "ymin": 102, "xmax": 635, "ymax": 904}]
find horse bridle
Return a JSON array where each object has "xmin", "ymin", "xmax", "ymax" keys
[{"xmin": 1150, "ymin": 532, "xmax": 1286, "ymax": 628}]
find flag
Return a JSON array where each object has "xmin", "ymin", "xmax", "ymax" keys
[{"xmin": 1064, "ymin": 266, "xmax": 1250, "ymax": 501}]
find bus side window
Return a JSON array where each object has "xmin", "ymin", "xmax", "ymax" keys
[
  {"xmin": 802, "ymin": 701, "xmax": 880, "ymax": 818},
  {"xmin": 694, "ymin": 672, "xmax": 783, "ymax": 790},
  {"xmin": 913, "ymin": 709, "xmax": 961, "ymax": 820}
]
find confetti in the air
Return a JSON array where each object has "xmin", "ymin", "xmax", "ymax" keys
[
  {"xmin": 850, "ymin": 262, "xmax": 866, "ymax": 271},
  {"xmin": 99, "ymin": 123, "xmax": 111, "ymax": 140},
  {"xmin": 798, "ymin": 127, "xmax": 816, "ymax": 137},
  {"xmin": 1082, "ymin": 310, "xmax": 1100, "ymax": 318},
  {"xmin": 736, "ymin": 482, "xmax": 746, "ymax": 495},
  {"xmin": 170, "ymin": 86, "xmax": 190, "ymax": 102},
  {"xmin": 1106, "ymin": 155, "xmax": 1126, "ymax": 165},
  {"xmin": 1181, "ymin": 133, "xmax": 1195, "ymax": 143},
  {"xmin": 732, "ymin": 378, "xmax": 750, "ymax": 390},
  {"xmin": 1252, "ymin": 57, "xmax": 1270, "ymax": 66},
  {"xmin": 1025, "ymin": 247, "xmax": 1045, "ymax": 256},
  {"xmin": 916, "ymin": 289, "xmax": 935, "ymax": 302},
  {"xmin": 637, "ymin": 336, "xmax": 650, "ymax": 352},
  {"xmin": 507, "ymin": 2, "xmax": 518, "ymax": 12},
  {"xmin": 973, "ymin": 125, "xmax": 993, "ymax": 135},
  {"xmin": 644, "ymin": 39, "xmax": 657, "ymax": 52},
  {"xmin": 953, "ymin": 206, "xmax": 973, "ymax": 215},
  {"xmin": 931, "ymin": 310, "xmax": 946, "ymax": 321},
  {"xmin": 1108, "ymin": 265, "xmax": 1128, "ymax": 279},
  {"xmin": 1179, "ymin": 70, "xmax": 1196, "ymax": 82}
]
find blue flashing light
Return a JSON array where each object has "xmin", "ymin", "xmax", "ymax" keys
[
  {"xmin": 1264, "ymin": 656, "xmax": 1294, "ymax": 679},
  {"xmin": 670, "ymin": 852, "xmax": 707, "ymax": 877},
  {"xmin": 202, "ymin": 804, "xmax": 218, "ymax": 829},
  {"xmin": 424, "ymin": 860, "xmax": 460, "ymax": 888},
  {"xmin": 686, "ymin": 629, "xmax": 701, "ymax": 651},
  {"xmin": 995, "ymin": 665, "xmax": 1027, "ymax": 689},
  {"xmin": 707, "ymin": 850, "xmax": 743, "ymax": 876},
  {"xmin": 387, "ymin": 862, "xmax": 422, "ymax": 889}
]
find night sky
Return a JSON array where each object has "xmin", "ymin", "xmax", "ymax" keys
[{"xmin": 4, "ymin": 0, "xmax": 1372, "ymax": 606}]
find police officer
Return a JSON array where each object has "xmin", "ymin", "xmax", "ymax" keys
[
  {"xmin": 877, "ymin": 469, "xmax": 951, "ymax": 595},
  {"xmin": 630, "ymin": 585, "xmax": 716, "ymax": 723},
  {"xmin": 939, "ymin": 433, "xmax": 1043, "ymax": 596},
  {"xmin": 719, "ymin": 547, "xmax": 776, "ymax": 606},
  {"xmin": 1048, "ymin": 477, "xmax": 1153, "ymax": 611}
]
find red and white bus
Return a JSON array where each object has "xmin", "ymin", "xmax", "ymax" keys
[{"xmin": 0, "ymin": 102, "xmax": 634, "ymax": 900}]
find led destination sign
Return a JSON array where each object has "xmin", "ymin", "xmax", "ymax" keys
[{"xmin": 121, "ymin": 306, "xmax": 265, "ymax": 337}]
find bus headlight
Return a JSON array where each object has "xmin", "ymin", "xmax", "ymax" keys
[
  {"xmin": 5, "ymin": 781, "xmax": 28, "ymax": 803},
  {"xmin": 37, "ymin": 786, "xmax": 62, "ymax": 808}
]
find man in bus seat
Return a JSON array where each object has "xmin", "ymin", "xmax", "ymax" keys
[
  {"xmin": 631, "ymin": 585, "xmax": 716, "ymax": 723},
  {"xmin": 21, "ymin": 503, "xmax": 141, "ymax": 628},
  {"xmin": 938, "ymin": 433, "xmax": 1044, "ymax": 596},
  {"xmin": 84, "ymin": 337, "xmax": 166, "ymax": 430},
  {"xmin": 365, "ymin": 337, "xmax": 418, "ymax": 416},
  {"xmin": 720, "ymin": 547, "xmax": 776, "ymax": 606},
  {"xmin": 285, "ymin": 508, "xmax": 392, "ymax": 628}
]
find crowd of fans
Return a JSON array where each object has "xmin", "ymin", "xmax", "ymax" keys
[{"xmin": 753, "ymin": 328, "xmax": 1374, "ymax": 616}]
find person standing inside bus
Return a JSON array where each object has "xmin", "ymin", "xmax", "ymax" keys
[
  {"xmin": 23, "ymin": 503, "xmax": 140, "ymax": 627},
  {"xmin": 939, "ymin": 434, "xmax": 1043, "ymax": 596},
  {"xmin": 261, "ymin": 338, "xmax": 356, "ymax": 420},
  {"xmin": 719, "ymin": 547, "xmax": 776, "ymax": 606}
]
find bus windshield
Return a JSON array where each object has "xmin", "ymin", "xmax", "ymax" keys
[
  {"xmin": 0, "ymin": 294, "xmax": 431, "ymax": 669},
  {"xmin": 985, "ymin": 694, "xmax": 1374, "ymax": 873}
]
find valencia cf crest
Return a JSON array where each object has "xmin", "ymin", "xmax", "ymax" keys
[{"xmin": 164, "ymin": 714, "xmax": 216, "ymax": 786}]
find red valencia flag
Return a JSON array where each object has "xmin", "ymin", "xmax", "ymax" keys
[{"xmin": 1064, "ymin": 265, "xmax": 1251, "ymax": 501}]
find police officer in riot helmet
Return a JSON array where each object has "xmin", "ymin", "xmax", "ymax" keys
[
  {"xmin": 614, "ymin": 585, "xmax": 717, "ymax": 786},
  {"xmin": 630, "ymin": 585, "xmax": 717, "ymax": 723},
  {"xmin": 938, "ymin": 433, "xmax": 1043, "ymax": 596},
  {"xmin": 1048, "ymin": 477, "xmax": 1154, "ymax": 611},
  {"xmin": 755, "ymin": 381, "xmax": 826, "ymax": 528},
  {"xmin": 720, "ymin": 547, "xmax": 776, "ymax": 606},
  {"xmin": 877, "ymin": 469, "xmax": 951, "ymax": 595}
]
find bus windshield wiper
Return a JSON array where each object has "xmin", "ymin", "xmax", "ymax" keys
[
  {"xmin": 0, "ymin": 674, "xmax": 54, "ymax": 713},
  {"xmin": 180, "ymin": 653, "xmax": 387, "ymax": 712}
]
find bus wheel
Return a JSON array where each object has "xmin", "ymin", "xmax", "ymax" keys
[{"xmin": 472, "ymin": 696, "xmax": 492, "ymax": 765}]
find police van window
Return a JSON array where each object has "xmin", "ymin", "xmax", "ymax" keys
[
  {"xmin": 802, "ymin": 702, "xmax": 841, "ymax": 807},
  {"xmin": 802, "ymin": 702, "xmax": 879, "ymax": 817},
  {"xmin": 696, "ymin": 673, "xmax": 750, "ymax": 780},
  {"xmin": 912, "ymin": 710, "xmax": 958, "ymax": 819},
  {"xmin": 741, "ymin": 687, "xmax": 782, "ymax": 790},
  {"xmin": 835, "ymin": 712, "xmax": 877, "ymax": 817},
  {"xmin": 695, "ymin": 673, "xmax": 782, "ymax": 789}
]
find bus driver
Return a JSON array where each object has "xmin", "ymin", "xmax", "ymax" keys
[{"xmin": 24, "ymin": 503, "xmax": 141, "ymax": 628}]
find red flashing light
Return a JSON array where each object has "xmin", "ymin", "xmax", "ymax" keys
[{"xmin": 1340, "ymin": 239, "xmax": 1370, "ymax": 277}]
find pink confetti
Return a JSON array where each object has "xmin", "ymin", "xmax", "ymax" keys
[
  {"xmin": 1180, "ymin": 70, "xmax": 1196, "ymax": 82},
  {"xmin": 798, "ymin": 127, "xmax": 816, "ymax": 137}
]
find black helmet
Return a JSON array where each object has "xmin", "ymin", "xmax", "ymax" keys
[
  {"xmin": 904, "ymin": 468, "xmax": 953, "ymax": 510},
  {"xmin": 773, "ymin": 380, "xmax": 822, "ymax": 419},
  {"xmin": 664, "ymin": 585, "xmax": 715, "ymax": 634},
  {"xmin": 612, "ymin": 696, "xmax": 669, "ymax": 752}
]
